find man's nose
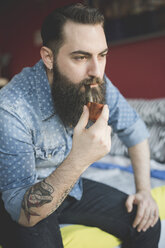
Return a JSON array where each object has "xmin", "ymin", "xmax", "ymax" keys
[{"xmin": 87, "ymin": 58, "xmax": 101, "ymax": 79}]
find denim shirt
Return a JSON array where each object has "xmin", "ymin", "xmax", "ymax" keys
[{"xmin": 0, "ymin": 60, "xmax": 149, "ymax": 221}]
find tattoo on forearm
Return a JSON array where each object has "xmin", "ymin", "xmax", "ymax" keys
[
  {"xmin": 55, "ymin": 184, "xmax": 73, "ymax": 209},
  {"xmin": 47, "ymin": 183, "xmax": 75, "ymax": 217},
  {"xmin": 22, "ymin": 179, "xmax": 54, "ymax": 222}
]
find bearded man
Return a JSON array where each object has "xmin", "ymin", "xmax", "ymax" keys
[{"xmin": 0, "ymin": 3, "xmax": 160, "ymax": 248}]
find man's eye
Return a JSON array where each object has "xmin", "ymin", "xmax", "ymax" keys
[
  {"xmin": 74, "ymin": 56, "xmax": 87, "ymax": 61},
  {"xmin": 100, "ymin": 53, "xmax": 108, "ymax": 58}
]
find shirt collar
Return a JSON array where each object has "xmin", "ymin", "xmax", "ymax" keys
[{"xmin": 35, "ymin": 59, "xmax": 55, "ymax": 121}]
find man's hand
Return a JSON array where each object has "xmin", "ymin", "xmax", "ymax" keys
[
  {"xmin": 125, "ymin": 190, "xmax": 159, "ymax": 232},
  {"xmin": 70, "ymin": 104, "xmax": 111, "ymax": 167}
]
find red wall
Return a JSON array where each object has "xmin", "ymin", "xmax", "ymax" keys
[
  {"xmin": 106, "ymin": 36, "xmax": 165, "ymax": 99},
  {"xmin": 1, "ymin": 0, "xmax": 165, "ymax": 99}
]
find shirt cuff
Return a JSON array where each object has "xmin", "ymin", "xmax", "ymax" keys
[{"xmin": 117, "ymin": 118, "xmax": 149, "ymax": 148}]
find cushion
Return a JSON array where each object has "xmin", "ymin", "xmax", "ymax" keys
[
  {"xmin": 61, "ymin": 225, "xmax": 120, "ymax": 248},
  {"xmin": 151, "ymin": 185, "xmax": 165, "ymax": 220},
  {"xmin": 127, "ymin": 98, "xmax": 165, "ymax": 126}
]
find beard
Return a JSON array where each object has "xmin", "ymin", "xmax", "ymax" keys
[{"xmin": 51, "ymin": 63, "xmax": 106, "ymax": 127}]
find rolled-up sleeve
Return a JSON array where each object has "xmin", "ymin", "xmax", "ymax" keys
[
  {"xmin": 0, "ymin": 107, "xmax": 38, "ymax": 222},
  {"xmin": 117, "ymin": 118, "xmax": 149, "ymax": 147},
  {"xmin": 105, "ymin": 76, "xmax": 149, "ymax": 147}
]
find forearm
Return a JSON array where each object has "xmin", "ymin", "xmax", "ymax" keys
[
  {"xmin": 128, "ymin": 139, "xmax": 151, "ymax": 192},
  {"xmin": 18, "ymin": 153, "xmax": 89, "ymax": 227}
]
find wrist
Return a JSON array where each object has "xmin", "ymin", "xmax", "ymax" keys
[
  {"xmin": 66, "ymin": 151, "xmax": 90, "ymax": 172},
  {"xmin": 136, "ymin": 187, "xmax": 151, "ymax": 194}
]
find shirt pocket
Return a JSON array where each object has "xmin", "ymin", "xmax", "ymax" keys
[{"xmin": 34, "ymin": 144, "xmax": 67, "ymax": 169}]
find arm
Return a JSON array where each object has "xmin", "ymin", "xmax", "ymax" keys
[
  {"xmin": 19, "ymin": 105, "xmax": 111, "ymax": 227},
  {"xmin": 126, "ymin": 139, "xmax": 159, "ymax": 232},
  {"xmin": 104, "ymin": 77, "xmax": 159, "ymax": 231},
  {"xmin": 128, "ymin": 139, "xmax": 151, "ymax": 192}
]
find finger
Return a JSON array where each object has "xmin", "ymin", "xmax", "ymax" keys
[
  {"xmin": 142, "ymin": 210, "xmax": 157, "ymax": 232},
  {"xmin": 104, "ymin": 125, "xmax": 112, "ymax": 152},
  {"xmin": 125, "ymin": 195, "xmax": 135, "ymax": 213},
  {"xmin": 95, "ymin": 104, "xmax": 109, "ymax": 126},
  {"xmin": 133, "ymin": 203, "xmax": 145, "ymax": 229},
  {"xmin": 136, "ymin": 208, "xmax": 150, "ymax": 232},
  {"xmin": 75, "ymin": 105, "xmax": 89, "ymax": 132},
  {"xmin": 106, "ymin": 125, "xmax": 112, "ymax": 144},
  {"xmin": 104, "ymin": 124, "xmax": 111, "ymax": 137},
  {"xmin": 106, "ymin": 125, "xmax": 112, "ymax": 135},
  {"xmin": 151, "ymin": 209, "xmax": 159, "ymax": 227}
]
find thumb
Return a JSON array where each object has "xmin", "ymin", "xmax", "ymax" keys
[
  {"xmin": 75, "ymin": 105, "xmax": 89, "ymax": 132},
  {"xmin": 125, "ymin": 195, "xmax": 135, "ymax": 213}
]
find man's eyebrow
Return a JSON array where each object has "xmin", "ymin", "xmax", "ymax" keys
[
  {"xmin": 99, "ymin": 48, "xmax": 109, "ymax": 54},
  {"xmin": 70, "ymin": 50, "xmax": 91, "ymax": 56},
  {"xmin": 70, "ymin": 48, "xmax": 109, "ymax": 56}
]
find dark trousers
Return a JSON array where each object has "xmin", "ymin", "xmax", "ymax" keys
[{"xmin": 0, "ymin": 179, "xmax": 161, "ymax": 248}]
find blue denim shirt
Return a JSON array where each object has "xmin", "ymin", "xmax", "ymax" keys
[{"xmin": 0, "ymin": 60, "xmax": 149, "ymax": 221}]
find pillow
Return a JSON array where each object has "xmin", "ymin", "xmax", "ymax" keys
[
  {"xmin": 61, "ymin": 225, "xmax": 120, "ymax": 248},
  {"xmin": 111, "ymin": 124, "xmax": 165, "ymax": 163},
  {"xmin": 127, "ymin": 98, "xmax": 165, "ymax": 126},
  {"xmin": 151, "ymin": 185, "xmax": 165, "ymax": 220}
]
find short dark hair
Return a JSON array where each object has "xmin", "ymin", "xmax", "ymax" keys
[{"xmin": 41, "ymin": 3, "xmax": 104, "ymax": 53}]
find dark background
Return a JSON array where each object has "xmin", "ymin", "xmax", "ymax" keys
[{"xmin": 87, "ymin": 0, "xmax": 165, "ymax": 44}]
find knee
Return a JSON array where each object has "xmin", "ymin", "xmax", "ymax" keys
[
  {"xmin": 123, "ymin": 218, "xmax": 161, "ymax": 248},
  {"xmin": 134, "ymin": 218, "xmax": 161, "ymax": 245},
  {"xmin": 145, "ymin": 218, "xmax": 161, "ymax": 241}
]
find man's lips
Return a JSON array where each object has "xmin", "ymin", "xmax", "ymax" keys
[{"xmin": 90, "ymin": 83, "xmax": 98, "ymax": 88}]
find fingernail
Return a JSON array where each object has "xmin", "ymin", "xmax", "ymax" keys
[{"xmin": 83, "ymin": 105, "xmax": 87, "ymax": 112}]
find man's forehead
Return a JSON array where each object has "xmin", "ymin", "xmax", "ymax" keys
[{"xmin": 62, "ymin": 21, "xmax": 107, "ymax": 53}]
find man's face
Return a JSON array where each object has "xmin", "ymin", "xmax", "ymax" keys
[
  {"xmin": 56, "ymin": 21, "xmax": 108, "ymax": 86},
  {"xmin": 51, "ymin": 21, "xmax": 108, "ymax": 127}
]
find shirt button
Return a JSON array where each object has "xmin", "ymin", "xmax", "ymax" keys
[{"xmin": 48, "ymin": 154, "xmax": 52, "ymax": 158}]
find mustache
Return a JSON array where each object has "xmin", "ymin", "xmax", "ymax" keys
[
  {"xmin": 80, "ymin": 77, "xmax": 104, "ymax": 87},
  {"xmin": 76, "ymin": 77, "xmax": 105, "ymax": 97}
]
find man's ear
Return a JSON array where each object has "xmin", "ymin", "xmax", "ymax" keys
[{"xmin": 40, "ymin": 46, "xmax": 53, "ymax": 70}]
